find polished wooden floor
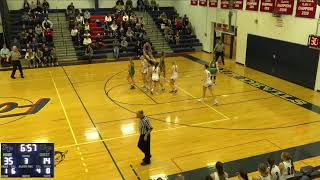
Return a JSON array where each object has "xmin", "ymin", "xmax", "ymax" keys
[{"xmin": 0, "ymin": 52, "xmax": 320, "ymax": 180}]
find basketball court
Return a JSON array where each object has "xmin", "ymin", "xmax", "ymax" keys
[{"xmin": 1, "ymin": 52, "xmax": 320, "ymax": 179}]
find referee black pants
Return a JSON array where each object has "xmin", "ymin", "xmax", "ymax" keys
[
  {"xmin": 11, "ymin": 60, "xmax": 23, "ymax": 78},
  {"xmin": 215, "ymin": 52, "xmax": 225, "ymax": 65},
  {"xmin": 138, "ymin": 134, "xmax": 151, "ymax": 162}
]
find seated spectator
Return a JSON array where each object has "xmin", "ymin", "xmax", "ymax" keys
[
  {"xmin": 113, "ymin": 39, "xmax": 120, "ymax": 59},
  {"xmin": 22, "ymin": 13, "xmax": 32, "ymax": 26},
  {"xmin": 125, "ymin": 0, "xmax": 133, "ymax": 11},
  {"xmin": 26, "ymin": 28, "xmax": 35, "ymax": 43},
  {"xmin": 30, "ymin": 1, "xmax": 37, "ymax": 13},
  {"xmin": 23, "ymin": 0, "xmax": 30, "ymax": 12},
  {"xmin": 43, "ymin": 46, "xmax": 52, "ymax": 66},
  {"xmin": 144, "ymin": 0, "xmax": 150, "ymax": 11},
  {"xmin": 35, "ymin": 48, "xmax": 43, "ymax": 67},
  {"xmin": 71, "ymin": 26, "xmax": 79, "ymax": 44},
  {"xmin": 252, "ymin": 163, "xmax": 270, "ymax": 180},
  {"xmin": 42, "ymin": 0, "xmax": 50, "ymax": 14},
  {"xmin": 44, "ymin": 28, "xmax": 53, "ymax": 42},
  {"xmin": 51, "ymin": 47, "xmax": 58, "ymax": 66},
  {"xmin": 111, "ymin": 21, "xmax": 118, "ymax": 32},
  {"xmin": 279, "ymin": 152, "xmax": 295, "ymax": 179},
  {"xmin": 85, "ymin": 45, "xmax": 93, "ymax": 63},
  {"xmin": 126, "ymin": 27, "xmax": 134, "ymax": 42},
  {"xmin": 237, "ymin": 169, "xmax": 249, "ymax": 180},
  {"xmin": 150, "ymin": 0, "xmax": 158, "ymax": 11},
  {"xmin": 0, "ymin": 44, "xmax": 11, "ymax": 67},
  {"xmin": 30, "ymin": 37, "xmax": 39, "ymax": 50},
  {"xmin": 35, "ymin": 24, "xmax": 43, "ymax": 38},
  {"xmin": 20, "ymin": 30, "xmax": 28, "ymax": 44},
  {"xmin": 11, "ymin": 38, "xmax": 22, "ymax": 51},
  {"xmin": 115, "ymin": 0, "xmax": 125, "ymax": 12},
  {"xmin": 36, "ymin": 0, "xmax": 43, "ymax": 13},
  {"xmin": 83, "ymin": 36, "xmax": 92, "ymax": 48},
  {"xmin": 84, "ymin": 21, "xmax": 90, "ymax": 32},
  {"xmin": 66, "ymin": 2, "xmax": 75, "ymax": 17},
  {"xmin": 42, "ymin": 17, "xmax": 53, "ymax": 29},
  {"xmin": 84, "ymin": 10, "xmax": 91, "ymax": 22},
  {"xmin": 76, "ymin": 14, "xmax": 84, "ymax": 25},
  {"xmin": 175, "ymin": 32, "xmax": 180, "ymax": 45},
  {"xmin": 159, "ymin": 12, "xmax": 167, "ymax": 23},
  {"xmin": 83, "ymin": 31, "xmax": 91, "ymax": 38},
  {"xmin": 121, "ymin": 37, "xmax": 128, "ymax": 52},
  {"xmin": 130, "ymin": 14, "xmax": 137, "ymax": 25},
  {"xmin": 95, "ymin": 34, "xmax": 104, "ymax": 48},
  {"xmin": 185, "ymin": 22, "xmax": 192, "ymax": 35},
  {"xmin": 25, "ymin": 48, "xmax": 35, "ymax": 68},
  {"xmin": 183, "ymin": 14, "xmax": 189, "ymax": 26},
  {"xmin": 175, "ymin": 17, "xmax": 183, "ymax": 31},
  {"xmin": 116, "ymin": 0, "xmax": 125, "ymax": 5},
  {"xmin": 105, "ymin": 14, "xmax": 113, "ymax": 24},
  {"xmin": 123, "ymin": 13, "xmax": 129, "ymax": 22},
  {"xmin": 137, "ymin": 0, "xmax": 144, "ymax": 11},
  {"xmin": 208, "ymin": 162, "xmax": 228, "ymax": 180}
]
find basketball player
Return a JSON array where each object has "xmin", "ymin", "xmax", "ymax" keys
[
  {"xmin": 252, "ymin": 163, "xmax": 271, "ymax": 180},
  {"xmin": 209, "ymin": 57, "xmax": 219, "ymax": 83},
  {"xmin": 267, "ymin": 158, "xmax": 280, "ymax": 180},
  {"xmin": 199, "ymin": 64, "xmax": 218, "ymax": 105},
  {"xmin": 169, "ymin": 61, "xmax": 178, "ymax": 93},
  {"xmin": 127, "ymin": 58, "xmax": 135, "ymax": 89},
  {"xmin": 159, "ymin": 51, "xmax": 166, "ymax": 91},
  {"xmin": 208, "ymin": 161, "xmax": 228, "ymax": 180},
  {"xmin": 140, "ymin": 56, "xmax": 148, "ymax": 89},
  {"xmin": 151, "ymin": 62, "xmax": 160, "ymax": 95},
  {"xmin": 279, "ymin": 152, "xmax": 295, "ymax": 179}
]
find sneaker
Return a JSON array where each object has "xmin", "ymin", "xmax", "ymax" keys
[
  {"xmin": 130, "ymin": 85, "xmax": 135, "ymax": 89},
  {"xmin": 174, "ymin": 89, "xmax": 178, "ymax": 93},
  {"xmin": 169, "ymin": 90, "xmax": 174, "ymax": 93},
  {"xmin": 197, "ymin": 98, "xmax": 204, "ymax": 102},
  {"xmin": 213, "ymin": 99, "xmax": 219, "ymax": 106},
  {"xmin": 21, "ymin": 75, "xmax": 24, "ymax": 78},
  {"xmin": 140, "ymin": 161, "xmax": 151, "ymax": 166},
  {"xmin": 161, "ymin": 87, "xmax": 165, "ymax": 92},
  {"xmin": 10, "ymin": 76, "xmax": 16, "ymax": 79}
]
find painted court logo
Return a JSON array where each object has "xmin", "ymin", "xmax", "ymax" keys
[{"xmin": 0, "ymin": 98, "xmax": 50, "ymax": 119}]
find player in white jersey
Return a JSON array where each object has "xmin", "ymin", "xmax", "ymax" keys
[
  {"xmin": 253, "ymin": 163, "xmax": 271, "ymax": 180},
  {"xmin": 151, "ymin": 62, "xmax": 160, "ymax": 95},
  {"xmin": 279, "ymin": 152, "xmax": 295, "ymax": 179},
  {"xmin": 267, "ymin": 158, "xmax": 281, "ymax": 180},
  {"xmin": 169, "ymin": 61, "xmax": 178, "ymax": 94},
  {"xmin": 199, "ymin": 64, "xmax": 218, "ymax": 105},
  {"xmin": 140, "ymin": 56, "xmax": 148, "ymax": 89},
  {"xmin": 237, "ymin": 169, "xmax": 250, "ymax": 180},
  {"xmin": 208, "ymin": 162, "xmax": 229, "ymax": 180}
]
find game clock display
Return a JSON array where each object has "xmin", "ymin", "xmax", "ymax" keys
[{"xmin": 1, "ymin": 143, "xmax": 54, "ymax": 178}]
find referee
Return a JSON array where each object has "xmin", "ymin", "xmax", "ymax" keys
[
  {"xmin": 10, "ymin": 46, "xmax": 24, "ymax": 79},
  {"xmin": 136, "ymin": 110, "xmax": 153, "ymax": 166}
]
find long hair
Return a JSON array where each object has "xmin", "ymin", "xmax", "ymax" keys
[
  {"xmin": 216, "ymin": 161, "xmax": 226, "ymax": 180},
  {"xmin": 238, "ymin": 169, "xmax": 249, "ymax": 180},
  {"xmin": 282, "ymin": 152, "xmax": 295, "ymax": 172},
  {"xmin": 258, "ymin": 163, "xmax": 268, "ymax": 177},
  {"xmin": 267, "ymin": 158, "xmax": 279, "ymax": 180}
]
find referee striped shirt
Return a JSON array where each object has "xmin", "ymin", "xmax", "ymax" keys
[{"xmin": 139, "ymin": 116, "xmax": 153, "ymax": 135}]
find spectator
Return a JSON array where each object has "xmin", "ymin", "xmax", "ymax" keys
[
  {"xmin": 44, "ymin": 28, "xmax": 53, "ymax": 42},
  {"xmin": 83, "ymin": 30, "xmax": 91, "ymax": 38},
  {"xmin": 126, "ymin": 27, "xmax": 134, "ymax": 42},
  {"xmin": 175, "ymin": 17, "xmax": 183, "ymax": 31},
  {"xmin": 11, "ymin": 38, "xmax": 22, "ymax": 51},
  {"xmin": 30, "ymin": 1, "xmax": 37, "ymax": 13},
  {"xmin": 84, "ymin": 10, "xmax": 91, "ymax": 22},
  {"xmin": 237, "ymin": 169, "xmax": 249, "ymax": 180},
  {"xmin": 85, "ymin": 45, "xmax": 93, "ymax": 63},
  {"xmin": 137, "ymin": 0, "xmax": 144, "ymax": 11},
  {"xmin": 26, "ymin": 28, "xmax": 35, "ymax": 44},
  {"xmin": 23, "ymin": 0, "xmax": 30, "ymax": 12},
  {"xmin": 252, "ymin": 163, "xmax": 270, "ymax": 180},
  {"xmin": 75, "ymin": 14, "xmax": 84, "ymax": 25},
  {"xmin": 66, "ymin": 2, "xmax": 75, "ymax": 17},
  {"xmin": 34, "ymin": 24, "xmax": 43, "ymax": 39},
  {"xmin": 95, "ymin": 34, "xmax": 104, "ymax": 48},
  {"xmin": 111, "ymin": 21, "xmax": 118, "ymax": 32},
  {"xmin": 279, "ymin": 152, "xmax": 295, "ymax": 179},
  {"xmin": 0, "ymin": 44, "xmax": 11, "ymax": 67},
  {"xmin": 175, "ymin": 32, "xmax": 180, "ymax": 45},
  {"xmin": 159, "ymin": 12, "xmax": 167, "ymax": 23},
  {"xmin": 36, "ymin": 0, "xmax": 43, "ymax": 13},
  {"xmin": 116, "ymin": 0, "xmax": 125, "ymax": 5},
  {"xmin": 144, "ymin": 0, "xmax": 150, "ymax": 11},
  {"xmin": 42, "ymin": 17, "xmax": 53, "ymax": 29},
  {"xmin": 25, "ymin": 48, "xmax": 35, "ymax": 68},
  {"xmin": 185, "ymin": 22, "xmax": 192, "ymax": 35},
  {"xmin": 22, "ymin": 13, "xmax": 31, "ymax": 26},
  {"xmin": 208, "ymin": 162, "xmax": 228, "ymax": 180},
  {"xmin": 113, "ymin": 39, "xmax": 120, "ymax": 59},
  {"xmin": 105, "ymin": 14, "xmax": 113, "ymax": 25},
  {"xmin": 51, "ymin": 47, "xmax": 58, "ymax": 66},
  {"xmin": 84, "ymin": 21, "xmax": 90, "ymax": 32},
  {"xmin": 123, "ymin": 13, "xmax": 129, "ymax": 22},
  {"xmin": 121, "ymin": 37, "xmax": 128, "ymax": 53},
  {"xmin": 30, "ymin": 37, "xmax": 39, "ymax": 50},
  {"xmin": 71, "ymin": 26, "xmax": 79, "ymax": 44},
  {"xmin": 43, "ymin": 46, "xmax": 52, "ymax": 66},
  {"xmin": 35, "ymin": 48, "xmax": 43, "ymax": 67},
  {"xmin": 115, "ymin": 0, "xmax": 125, "ymax": 12},
  {"xmin": 125, "ymin": 0, "xmax": 133, "ymax": 11},
  {"xmin": 183, "ymin": 14, "xmax": 189, "ymax": 26},
  {"xmin": 267, "ymin": 158, "xmax": 280, "ymax": 180},
  {"xmin": 83, "ymin": 36, "xmax": 92, "ymax": 48},
  {"xmin": 150, "ymin": 0, "xmax": 158, "ymax": 11},
  {"xmin": 42, "ymin": 0, "xmax": 50, "ymax": 14}
]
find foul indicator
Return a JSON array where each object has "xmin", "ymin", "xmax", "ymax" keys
[{"xmin": 1, "ymin": 143, "xmax": 54, "ymax": 178}]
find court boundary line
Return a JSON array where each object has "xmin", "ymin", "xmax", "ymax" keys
[{"xmin": 61, "ymin": 67, "xmax": 125, "ymax": 180}]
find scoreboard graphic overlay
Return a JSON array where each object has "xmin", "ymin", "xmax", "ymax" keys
[{"xmin": 1, "ymin": 143, "xmax": 54, "ymax": 178}]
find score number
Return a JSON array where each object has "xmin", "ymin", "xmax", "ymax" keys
[
  {"xmin": 308, "ymin": 35, "xmax": 320, "ymax": 49},
  {"xmin": 20, "ymin": 144, "xmax": 37, "ymax": 152}
]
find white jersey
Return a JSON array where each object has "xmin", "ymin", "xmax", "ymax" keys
[
  {"xmin": 213, "ymin": 172, "xmax": 228, "ymax": 180},
  {"xmin": 141, "ymin": 59, "xmax": 148, "ymax": 74},
  {"xmin": 203, "ymin": 69, "xmax": 213, "ymax": 87},
  {"xmin": 152, "ymin": 66, "xmax": 160, "ymax": 81},
  {"xmin": 269, "ymin": 165, "xmax": 281, "ymax": 180},
  {"xmin": 259, "ymin": 174, "xmax": 271, "ymax": 180},
  {"xmin": 171, "ymin": 65, "xmax": 178, "ymax": 80},
  {"xmin": 281, "ymin": 161, "xmax": 294, "ymax": 179}
]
